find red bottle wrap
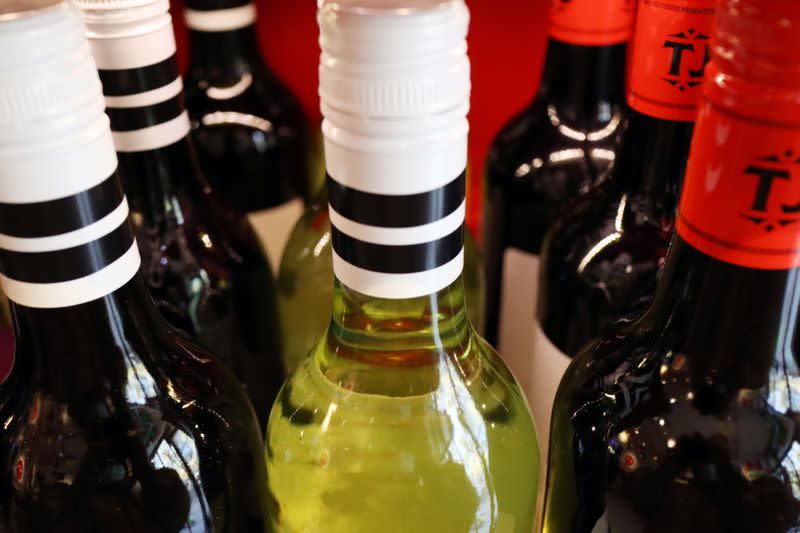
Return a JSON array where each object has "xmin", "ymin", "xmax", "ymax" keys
[
  {"xmin": 548, "ymin": 0, "xmax": 635, "ymax": 46},
  {"xmin": 677, "ymin": 98, "xmax": 800, "ymax": 270},
  {"xmin": 626, "ymin": 0, "xmax": 716, "ymax": 122}
]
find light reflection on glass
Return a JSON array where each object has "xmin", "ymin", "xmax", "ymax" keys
[
  {"xmin": 206, "ymin": 72, "xmax": 253, "ymax": 100},
  {"xmin": 436, "ymin": 355, "xmax": 493, "ymax": 531},
  {"xmin": 549, "ymin": 148, "xmax": 585, "ymax": 164},
  {"xmin": 201, "ymin": 111, "xmax": 272, "ymax": 133},
  {"xmin": 587, "ymin": 113, "xmax": 623, "ymax": 142},
  {"xmin": 124, "ymin": 350, "xmax": 158, "ymax": 405},
  {"xmin": 153, "ymin": 428, "xmax": 210, "ymax": 531}
]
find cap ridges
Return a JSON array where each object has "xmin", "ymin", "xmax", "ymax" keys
[{"xmin": 318, "ymin": 0, "xmax": 470, "ymax": 119}]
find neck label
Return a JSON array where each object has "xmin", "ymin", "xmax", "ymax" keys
[
  {"xmin": 91, "ymin": 25, "xmax": 190, "ymax": 153},
  {"xmin": 548, "ymin": 0, "xmax": 635, "ymax": 46},
  {"xmin": 184, "ymin": 3, "xmax": 256, "ymax": 32},
  {"xmin": 626, "ymin": 0, "xmax": 716, "ymax": 122},
  {"xmin": 0, "ymin": 171, "xmax": 140, "ymax": 309},
  {"xmin": 677, "ymin": 102, "xmax": 800, "ymax": 270},
  {"xmin": 328, "ymin": 170, "xmax": 466, "ymax": 300}
]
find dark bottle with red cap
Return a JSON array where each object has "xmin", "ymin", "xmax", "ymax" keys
[
  {"xmin": 183, "ymin": 0, "xmax": 310, "ymax": 270},
  {"xmin": 543, "ymin": 0, "xmax": 800, "ymax": 530},
  {"xmin": 532, "ymin": 0, "xmax": 715, "ymax": 459},
  {"xmin": 482, "ymin": 0, "xmax": 633, "ymax": 385}
]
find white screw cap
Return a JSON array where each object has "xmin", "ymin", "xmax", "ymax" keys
[
  {"xmin": 0, "ymin": 0, "xmax": 106, "ymax": 145},
  {"xmin": 0, "ymin": 0, "xmax": 118, "ymax": 206},
  {"xmin": 318, "ymin": 0, "xmax": 471, "ymax": 119}
]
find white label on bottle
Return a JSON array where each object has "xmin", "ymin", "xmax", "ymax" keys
[
  {"xmin": 497, "ymin": 248, "xmax": 540, "ymax": 390},
  {"xmin": 248, "ymin": 198, "xmax": 304, "ymax": 274},
  {"xmin": 530, "ymin": 317, "xmax": 572, "ymax": 516},
  {"xmin": 496, "ymin": 247, "xmax": 555, "ymax": 533}
]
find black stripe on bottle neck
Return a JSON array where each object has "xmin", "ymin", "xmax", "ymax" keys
[
  {"xmin": 106, "ymin": 92, "xmax": 186, "ymax": 132},
  {"xmin": 327, "ymin": 171, "xmax": 465, "ymax": 228},
  {"xmin": 98, "ymin": 55, "xmax": 179, "ymax": 97},
  {"xmin": 331, "ymin": 225, "xmax": 463, "ymax": 274},
  {"xmin": 0, "ymin": 221, "xmax": 134, "ymax": 284},
  {"xmin": 0, "ymin": 174, "xmax": 124, "ymax": 239},
  {"xmin": 184, "ymin": 0, "xmax": 250, "ymax": 10}
]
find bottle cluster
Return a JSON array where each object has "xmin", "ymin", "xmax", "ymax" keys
[{"xmin": 0, "ymin": 0, "xmax": 797, "ymax": 532}]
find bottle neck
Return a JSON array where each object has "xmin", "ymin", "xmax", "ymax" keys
[
  {"xmin": 537, "ymin": 39, "xmax": 627, "ymax": 125},
  {"xmin": 644, "ymin": 237, "xmax": 797, "ymax": 392},
  {"xmin": 611, "ymin": 110, "xmax": 695, "ymax": 217},
  {"xmin": 117, "ymin": 140, "xmax": 204, "ymax": 227},
  {"xmin": 187, "ymin": 25, "xmax": 263, "ymax": 85},
  {"xmin": 93, "ymin": 30, "xmax": 205, "ymax": 227},
  {"xmin": 11, "ymin": 275, "xmax": 168, "ymax": 379},
  {"xmin": 327, "ymin": 277, "xmax": 470, "ymax": 371}
]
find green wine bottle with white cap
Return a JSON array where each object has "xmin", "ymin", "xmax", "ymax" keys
[{"xmin": 266, "ymin": 2, "xmax": 538, "ymax": 532}]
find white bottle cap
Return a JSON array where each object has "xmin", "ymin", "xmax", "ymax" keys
[
  {"xmin": 318, "ymin": 0, "xmax": 472, "ymax": 300},
  {"xmin": 73, "ymin": 0, "xmax": 173, "ymax": 71},
  {"xmin": 0, "ymin": 0, "xmax": 141, "ymax": 309},
  {"xmin": 318, "ymin": 0, "xmax": 471, "ymax": 119},
  {"xmin": 0, "ymin": 0, "xmax": 116, "ymax": 204}
]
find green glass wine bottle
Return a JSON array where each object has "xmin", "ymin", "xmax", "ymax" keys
[{"xmin": 265, "ymin": 1, "xmax": 537, "ymax": 531}]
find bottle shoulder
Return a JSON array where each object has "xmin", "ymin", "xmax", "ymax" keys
[
  {"xmin": 184, "ymin": 68, "xmax": 307, "ymax": 129},
  {"xmin": 267, "ymin": 329, "xmax": 538, "ymax": 532},
  {"xmin": 544, "ymin": 178, "xmax": 672, "ymax": 293},
  {"xmin": 486, "ymin": 101, "xmax": 625, "ymax": 207},
  {"xmin": 275, "ymin": 328, "xmax": 532, "ymax": 428},
  {"xmin": 0, "ymin": 331, "xmax": 269, "ymax": 532},
  {"xmin": 133, "ymin": 194, "xmax": 276, "ymax": 350},
  {"xmin": 550, "ymin": 326, "xmax": 800, "ymax": 532}
]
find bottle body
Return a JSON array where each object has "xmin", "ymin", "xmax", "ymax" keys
[
  {"xmin": 267, "ymin": 281, "xmax": 538, "ymax": 533},
  {"xmin": 0, "ymin": 278, "xmax": 271, "ymax": 533},
  {"xmin": 183, "ymin": 9, "xmax": 310, "ymax": 269},
  {"xmin": 543, "ymin": 240, "xmax": 800, "ymax": 533},
  {"xmin": 535, "ymin": 114, "xmax": 691, "ymax": 417},
  {"xmin": 277, "ymin": 190, "xmax": 485, "ymax": 374}
]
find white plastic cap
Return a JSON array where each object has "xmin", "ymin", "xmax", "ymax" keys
[
  {"xmin": 318, "ymin": 0, "xmax": 471, "ymax": 119},
  {"xmin": 0, "ymin": 0, "xmax": 118, "ymax": 204},
  {"xmin": 0, "ymin": 0, "xmax": 107, "ymax": 146},
  {"xmin": 73, "ymin": 0, "xmax": 170, "ymax": 36}
]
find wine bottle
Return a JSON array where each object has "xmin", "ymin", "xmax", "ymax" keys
[
  {"xmin": 543, "ymin": 0, "xmax": 800, "ymax": 531},
  {"xmin": 277, "ymin": 189, "xmax": 485, "ymax": 374},
  {"xmin": 183, "ymin": 0, "xmax": 310, "ymax": 271},
  {"xmin": 483, "ymin": 0, "xmax": 633, "ymax": 377},
  {"xmin": 0, "ymin": 2, "xmax": 270, "ymax": 530},
  {"xmin": 266, "ymin": 1, "xmax": 538, "ymax": 531},
  {"xmin": 75, "ymin": 0, "xmax": 284, "ymax": 429},
  {"xmin": 534, "ymin": 0, "xmax": 715, "ymax": 461}
]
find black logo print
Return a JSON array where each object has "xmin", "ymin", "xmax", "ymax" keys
[
  {"xmin": 743, "ymin": 149, "xmax": 800, "ymax": 232},
  {"xmin": 663, "ymin": 28, "xmax": 711, "ymax": 91}
]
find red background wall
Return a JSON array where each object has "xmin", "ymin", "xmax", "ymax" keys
[{"xmin": 170, "ymin": 0, "xmax": 551, "ymax": 237}]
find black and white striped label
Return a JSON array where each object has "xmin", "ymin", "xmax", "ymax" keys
[
  {"xmin": 184, "ymin": 2, "xmax": 256, "ymax": 32},
  {"xmin": 88, "ymin": 22, "xmax": 190, "ymax": 153},
  {"xmin": 328, "ymin": 170, "xmax": 466, "ymax": 299},
  {"xmin": 0, "ymin": 170, "xmax": 141, "ymax": 309}
]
